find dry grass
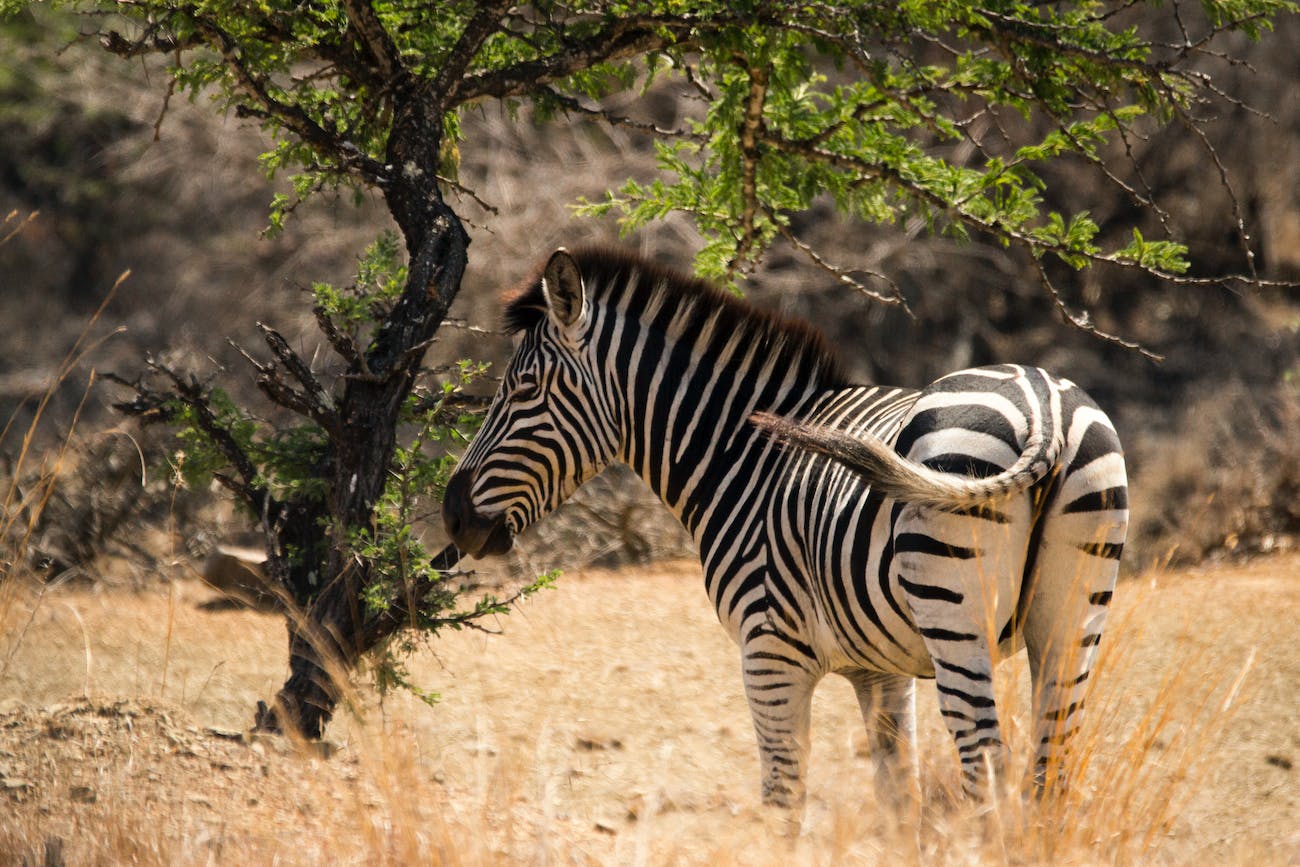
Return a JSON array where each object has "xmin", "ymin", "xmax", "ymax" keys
[{"xmin": 0, "ymin": 555, "xmax": 1296, "ymax": 866}]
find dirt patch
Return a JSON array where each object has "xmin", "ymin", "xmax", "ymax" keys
[{"xmin": 0, "ymin": 557, "xmax": 1297, "ymax": 864}]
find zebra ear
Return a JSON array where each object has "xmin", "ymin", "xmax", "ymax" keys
[{"xmin": 541, "ymin": 248, "xmax": 586, "ymax": 330}]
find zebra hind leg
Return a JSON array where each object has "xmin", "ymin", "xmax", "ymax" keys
[
  {"xmin": 1022, "ymin": 497, "xmax": 1126, "ymax": 795},
  {"xmin": 894, "ymin": 501, "xmax": 1031, "ymax": 800},
  {"xmin": 1020, "ymin": 406, "xmax": 1128, "ymax": 795},
  {"xmin": 843, "ymin": 671, "xmax": 919, "ymax": 817}
]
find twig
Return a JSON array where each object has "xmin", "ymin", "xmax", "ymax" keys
[
  {"xmin": 539, "ymin": 86, "xmax": 706, "ymax": 142},
  {"xmin": 0, "ymin": 209, "xmax": 38, "ymax": 246},
  {"xmin": 773, "ymin": 214, "xmax": 912, "ymax": 313},
  {"xmin": 1031, "ymin": 258, "xmax": 1163, "ymax": 362}
]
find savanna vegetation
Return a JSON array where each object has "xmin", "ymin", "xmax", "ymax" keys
[{"xmin": 0, "ymin": 2, "xmax": 1297, "ymax": 863}]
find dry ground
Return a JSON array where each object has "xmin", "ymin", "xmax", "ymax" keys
[{"xmin": 0, "ymin": 555, "xmax": 1296, "ymax": 865}]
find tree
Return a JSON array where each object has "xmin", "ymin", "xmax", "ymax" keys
[{"xmin": 4, "ymin": 0, "xmax": 1291, "ymax": 738}]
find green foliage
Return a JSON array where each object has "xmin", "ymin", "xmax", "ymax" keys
[
  {"xmin": 312, "ymin": 231, "xmax": 408, "ymax": 333},
  {"xmin": 10, "ymin": 0, "xmax": 1290, "ymax": 289},
  {"xmin": 573, "ymin": 1, "xmax": 1294, "ymax": 285},
  {"xmin": 165, "ymin": 232, "xmax": 532, "ymax": 656},
  {"xmin": 169, "ymin": 389, "xmax": 330, "ymax": 507}
]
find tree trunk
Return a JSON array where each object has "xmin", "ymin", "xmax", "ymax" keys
[{"xmin": 255, "ymin": 161, "xmax": 472, "ymax": 736}]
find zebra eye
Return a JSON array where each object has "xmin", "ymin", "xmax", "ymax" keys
[{"xmin": 510, "ymin": 380, "xmax": 541, "ymax": 401}]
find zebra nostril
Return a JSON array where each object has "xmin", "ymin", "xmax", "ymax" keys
[{"xmin": 443, "ymin": 471, "xmax": 472, "ymax": 539}]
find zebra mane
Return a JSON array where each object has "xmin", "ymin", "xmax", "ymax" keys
[{"xmin": 501, "ymin": 245, "xmax": 850, "ymax": 388}]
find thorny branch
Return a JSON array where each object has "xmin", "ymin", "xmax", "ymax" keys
[
  {"xmin": 257, "ymin": 324, "xmax": 338, "ymax": 430},
  {"xmin": 107, "ymin": 364, "xmax": 264, "ymax": 510},
  {"xmin": 1031, "ymin": 258, "xmax": 1164, "ymax": 362},
  {"xmin": 773, "ymin": 214, "xmax": 911, "ymax": 313},
  {"xmin": 313, "ymin": 305, "xmax": 367, "ymax": 372}
]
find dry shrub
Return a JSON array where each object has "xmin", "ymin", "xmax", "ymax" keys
[
  {"xmin": 12, "ymin": 424, "xmax": 230, "ymax": 589},
  {"xmin": 1128, "ymin": 380, "xmax": 1300, "ymax": 569}
]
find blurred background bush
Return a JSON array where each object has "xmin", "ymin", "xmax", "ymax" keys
[{"xmin": 2, "ymin": 11, "xmax": 1297, "ymax": 585}]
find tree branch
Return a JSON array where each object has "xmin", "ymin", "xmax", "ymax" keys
[
  {"xmin": 432, "ymin": 0, "xmax": 516, "ymax": 111},
  {"xmin": 772, "ymin": 212, "xmax": 912, "ymax": 312},
  {"xmin": 313, "ymin": 305, "xmax": 368, "ymax": 373},
  {"xmin": 728, "ymin": 59, "xmax": 769, "ymax": 280},
  {"xmin": 452, "ymin": 16, "xmax": 704, "ymax": 106},
  {"xmin": 257, "ymin": 323, "xmax": 338, "ymax": 428},
  {"xmin": 539, "ymin": 87, "xmax": 707, "ymax": 141},
  {"xmin": 189, "ymin": 16, "xmax": 389, "ymax": 184},
  {"xmin": 340, "ymin": 0, "xmax": 404, "ymax": 81},
  {"xmin": 115, "ymin": 360, "xmax": 267, "ymax": 512},
  {"xmin": 1031, "ymin": 258, "xmax": 1163, "ymax": 362}
]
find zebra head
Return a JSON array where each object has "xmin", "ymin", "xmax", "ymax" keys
[{"xmin": 443, "ymin": 249, "xmax": 619, "ymax": 558}]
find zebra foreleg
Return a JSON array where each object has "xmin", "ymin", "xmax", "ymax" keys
[
  {"xmin": 740, "ymin": 641, "xmax": 818, "ymax": 823},
  {"xmin": 842, "ymin": 670, "xmax": 918, "ymax": 813}
]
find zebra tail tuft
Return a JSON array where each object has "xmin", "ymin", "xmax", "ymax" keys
[{"xmin": 749, "ymin": 411, "xmax": 1054, "ymax": 508}]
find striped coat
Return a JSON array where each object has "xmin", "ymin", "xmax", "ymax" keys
[{"xmin": 444, "ymin": 247, "xmax": 1128, "ymax": 813}]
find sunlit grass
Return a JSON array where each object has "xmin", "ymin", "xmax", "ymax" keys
[{"xmin": 0, "ymin": 559, "xmax": 1290, "ymax": 865}]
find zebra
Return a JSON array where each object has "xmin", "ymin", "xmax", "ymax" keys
[{"xmin": 443, "ymin": 246, "xmax": 1129, "ymax": 815}]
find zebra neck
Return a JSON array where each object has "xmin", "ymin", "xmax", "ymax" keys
[{"xmin": 612, "ymin": 334, "xmax": 827, "ymax": 538}]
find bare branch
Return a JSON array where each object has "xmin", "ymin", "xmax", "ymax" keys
[
  {"xmin": 228, "ymin": 338, "xmax": 320, "ymax": 421},
  {"xmin": 437, "ymin": 174, "xmax": 500, "ymax": 216},
  {"xmin": 440, "ymin": 318, "xmax": 505, "ymax": 337},
  {"xmin": 539, "ymin": 87, "xmax": 707, "ymax": 141},
  {"xmin": 313, "ymin": 305, "xmax": 367, "ymax": 372},
  {"xmin": 0, "ymin": 209, "xmax": 38, "ymax": 246},
  {"xmin": 258, "ymin": 326, "xmax": 333, "ymax": 407},
  {"xmin": 1172, "ymin": 107, "xmax": 1261, "ymax": 281},
  {"xmin": 1031, "ymin": 258, "xmax": 1163, "ymax": 362},
  {"xmin": 773, "ymin": 214, "xmax": 913, "ymax": 313}
]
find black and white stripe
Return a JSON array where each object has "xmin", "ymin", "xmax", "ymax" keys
[{"xmin": 444, "ymin": 247, "xmax": 1129, "ymax": 812}]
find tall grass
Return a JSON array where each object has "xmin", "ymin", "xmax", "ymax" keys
[
  {"xmin": 0, "ymin": 210, "xmax": 127, "ymax": 673},
  {"xmin": 3, "ymin": 570, "xmax": 1274, "ymax": 866}
]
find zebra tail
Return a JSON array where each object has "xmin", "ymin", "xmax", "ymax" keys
[{"xmin": 750, "ymin": 411, "xmax": 1058, "ymax": 508}]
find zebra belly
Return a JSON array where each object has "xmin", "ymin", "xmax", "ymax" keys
[{"xmin": 777, "ymin": 386, "xmax": 937, "ymax": 677}]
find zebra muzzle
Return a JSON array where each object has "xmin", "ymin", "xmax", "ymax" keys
[{"xmin": 442, "ymin": 470, "xmax": 515, "ymax": 558}]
